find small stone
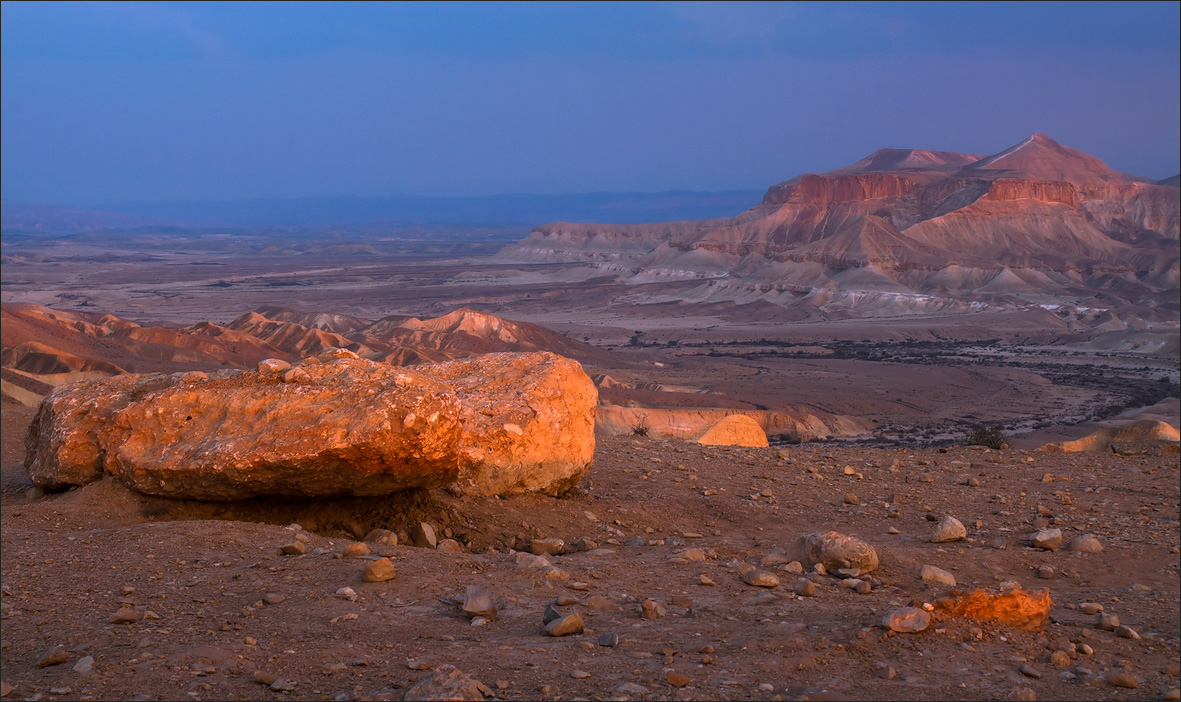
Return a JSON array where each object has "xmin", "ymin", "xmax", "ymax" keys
[
  {"xmin": 932, "ymin": 516, "xmax": 967, "ymax": 543},
  {"xmin": 675, "ymin": 548, "xmax": 707, "ymax": 562},
  {"xmin": 880, "ymin": 666, "xmax": 897, "ymax": 680},
  {"xmin": 667, "ymin": 672, "xmax": 690, "ymax": 688},
  {"xmin": 586, "ymin": 595, "xmax": 614, "ymax": 611},
  {"xmin": 598, "ymin": 632, "xmax": 619, "ymax": 647},
  {"xmin": 436, "ymin": 539, "xmax": 463, "ymax": 552},
  {"xmin": 793, "ymin": 579, "xmax": 817, "ymax": 597},
  {"xmin": 364, "ymin": 528, "xmax": 397, "ymax": 546},
  {"xmin": 462, "ymin": 586, "xmax": 497, "ymax": 621},
  {"xmin": 613, "ymin": 682, "xmax": 647, "ymax": 697},
  {"xmin": 698, "ymin": 575, "xmax": 716, "ymax": 587},
  {"xmin": 1079, "ymin": 602, "xmax": 1103, "ymax": 615},
  {"xmin": 920, "ymin": 565, "xmax": 956, "ymax": 588},
  {"xmin": 1008, "ymin": 688, "xmax": 1037, "ymax": 701},
  {"xmin": 1109, "ymin": 674, "xmax": 1140, "ymax": 689},
  {"xmin": 543, "ymin": 604, "xmax": 564, "ymax": 625},
  {"xmin": 262, "ymin": 592, "xmax": 285, "ymax": 605},
  {"xmin": 783, "ymin": 561, "xmax": 804, "ymax": 574},
  {"xmin": 1115, "ymin": 625, "xmax": 1141, "ymax": 640},
  {"xmin": 404, "ymin": 664, "xmax": 488, "ymax": 701},
  {"xmin": 1067, "ymin": 534, "xmax": 1103, "ymax": 554},
  {"xmin": 336, "ymin": 587, "xmax": 358, "ymax": 602},
  {"xmin": 411, "ymin": 522, "xmax": 437, "ymax": 549},
  {"xmin": 271, "ymin": 679, "xmax": 297, "ymax": 692},
  {"xmin": 72, "ymin": 656, "xmax": 95, "ymax": 674},
  {"xmin": 1098, "ymin": 613, "xmax": 1120, "ymax": 631},
  {"xmin": 1019, "ymin": 664, "xmax": 1042, "ymax": 679},
  {"xmin": 1050, "ymin": 651, "xmax": 1071, "ymax": 667},
  {"xmin": 1028, "ymin": 528, "xmax": 1063, "ymax": 551},
  {"xmin": 844, "ymin": 493, "xmax": 858, "ymax": 505},
  {"xmin": 110, "ymin": 607, "xmax": 140, "ymax": 624},
  {"xmin": 742, "ymin": 569, "xmax": 780, "ymax": 588},
  {"xmin": 363, "ymin": 558, "xmax": 397, "ymax": 583},
  {"xmin": 0, "ymin": 682, "xmax": 10, "ymax": 698},
  {"xmin": 407, "ymin": 660, "xmax": 432, "ymax": 671},
  {"xmin": 254, "ymin": 671, "xmax": 278, "ymax": 685},
  {"xmin": 343, "ymin": 543, "xmax": 370, "ymax": 558},
  {"xmin": 882, "ymin": 607, "xmax": 930, "ymax": 633},
  {"xmin": 1077, "ymin": 643, "xmax": 1094, "ymax": 655},
  {"xmin": 1162, "ymin": 688, "xmax": 1180, "ymax": 702},
  {"xmin": 641, "ymin": 599, "xmax": 667, "ymax": 619},
  {"xmin": 1036, "ymin": 565, "xmax": 1054, "ymax": 579},
  {"xmin": 470, "ymin": 616, "xmax": 489, "ymax": 627},
  {"xmin": 571, "ymin": 670, "xmax": 590, "ymax": 679},
  {"xmin": 544, "ymin": 613, "xmax": 584, "ymax": 637},
  {"xmin": 280, "ymin": 542, "xmax": 306, "ymax": 556}
]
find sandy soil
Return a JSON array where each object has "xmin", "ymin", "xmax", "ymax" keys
[{"xmin": 2, "ymin": 401, "xmax": 1179, "ymax": 701}]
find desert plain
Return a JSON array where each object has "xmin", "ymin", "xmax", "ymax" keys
[{"xmin": 1, "ymin": 135, "xmax": 1179, "ymax": 702}]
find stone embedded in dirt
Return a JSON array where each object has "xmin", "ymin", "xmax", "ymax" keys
[
  {"xmin": 571, "ymin": 670, "xmax": 590, "ymax": 679},
  {"xmin": 364, "ymin": 529, "xmax": 397, "ymax": 546},
  {"xmin": 363, "ymin": 558, "xmax": 397, "ymax": 583},
  {"xmin": 1098, "ymin": 613, "xmax": 1120, "ymax": 631},
  {"xmin": 1079, "ymin": 601, "xmax": 1103, "ymax": 615},
  {"xmin": 743, "ymin": 569, "xmax": 780, "ymax": 588},
  {"xmin": 0, "ymin": 682, "xmax": 11, "ymax": 698},
  {"xmin": 530, "ymin": 538, "xmax": 568, "ymax": 556},
  {"xmin": 436, "ymin": 539, "xmax": 463, "ymax": 552},
  {"xmin": 335, "ymin": 587, "xmax": 358, "ymax": 602},
  {"xmin": 270, "ymin": 680, "xmax": 297, "ymax": 692},
  {"xmin": 674, "ymin": 548, "xmax": 707, "ymax": 563},
  {"xmin": 253, "ymin": 671, "xmax": 278, "ymax": 685},
  {"xmin": 1109, "ymin": 673, "xmax": 1140, "ymax": 689},
  {"xmin": 280, "ymin": 542, "xmax": 306, "ymax": 556},
  {"xmin": 411, "ymin": 523, "xmax": 438, "ymax": 549},
  {"xmin": 586, "ymin": 595, "xmax": 613, "ymax": 611},
  {"xmin": 883, "ymin": 607, "xmax": 930, "ymax": 633},
  {"xmin": 543, "ymin": 604, "xmax": 563, "ymax": 624},
  {"xmin": 544, "ymin": 612, "xmax": 584, "ymax": 637},
  {"xmin": 934, "ymin": 587, "xmax": 1052, "ymax": 632},
  {"xmin": 404, "ymin": 664, "xmax": 490, "ymax": 701},
  {"xmin": 786, "ymin": 531, "xmax": 879, "ymax": 576},
  {"xmin": 462, "ymin": 586, "xmax": 496, "ymax": 621},
  {"xmin": 1028, "ymin": 528, "xmax": 1062, "ymax": 551},
  {"xmin": 698, "ymin": 575, "xmax": 716, "ymax": 587},
  {"xmin": 844, "ymin": 492, "xmax": 858, "ymax": 505},
  {"xmin": 1050, "ymin": 651, "xmax": 1072, "ymax": 667},
  {"xmin": 1067, "ymin": 534, "xmax": 1103, "ymax": 554},
  {"xmin": 343, "ymin": 543, "xmax": 370, "ymax": 558},
  {"xmin": 110, "ymin": 607, "xmax": 140, "ymax": 624},
  {"xmin": 37, "ymin": 648, "xmax": 68, "ymax": 667},
  {"xmin": 1163, "ymin": 688, "xmax": 1181, "ymax": 702},
  {"xmin": 920, "ymin": 564, "xmax": 956, "ymax": 587},
  {"xmin": 1115, "ymin": 625, "xmax": 1140, "ymax": 640},
  {"xmin": 1019, "ymin": 664, "xmax": 1042, "ymax": 679},
  {"xmin": 641, "ymin": 599, "xmax": 667, "ymax": 619},
  {"xmin": 793, "ymin": 579, "xmax": 817, "ymax": 597},
  {"xmin": 667, "ymin": 671, "xmax": 691, "ymax": 688},
  {"xmin": 262, "ymin": 592, "xmax": 285, "ymax": 605},
  {"xmin": 1036, "ymin": 565, "xmax": 1054, "ymax": 579},
  {"xmin": 932, "ymin": 516, "xmax": 967, "ymax": 543},
  {"xmin": 598, "ymin": 632, "xmax": 619, "ymax": 647},
  {"xmin": 72, "ymin": 656, "xmax": 95, "ymax": 674},
  {"xmin": 25, "ymin": 352, "xmax": 596, "ymax": 499}
]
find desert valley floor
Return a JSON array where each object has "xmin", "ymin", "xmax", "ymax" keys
[{"xmin": 1, "ymin": 231, "xmax": 1179, "ymax": 701}]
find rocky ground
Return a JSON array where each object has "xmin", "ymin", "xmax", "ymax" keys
[{"xmin": 1, "ymin": 400, "xmax": 1178, "ymax": 702}]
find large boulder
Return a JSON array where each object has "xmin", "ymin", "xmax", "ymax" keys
[
  {"xmin": 420, "ymin": 352, "xmax": 597, "ymax": 496},
  {"xmin": 24, "ymin": 351, "xmax": 595, "ymax": 500}
]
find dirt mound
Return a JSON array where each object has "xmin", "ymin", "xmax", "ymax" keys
[
  {"xmin": 1038, "ymin": 418, "xmax": 1180, "ymax": 453},
  {"xmin": 696, "ymin": 414, "xmax": 768, "ymax": 447}
]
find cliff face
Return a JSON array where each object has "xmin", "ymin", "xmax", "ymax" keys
[{"xmin": 504, "ymin": 134, "xmax": 1179, "ymax": 307}]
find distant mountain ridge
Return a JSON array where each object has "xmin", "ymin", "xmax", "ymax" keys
[{"xmin": 503, "ymin": 134, "xmax": 1179, "ymax": 316}]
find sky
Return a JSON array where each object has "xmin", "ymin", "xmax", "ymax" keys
[{"xmin": 2, "ymin": 1, "xmax": 1179, "ymax": 206}]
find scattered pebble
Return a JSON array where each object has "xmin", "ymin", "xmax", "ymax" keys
[{"xmin": 363, "ymin": 558, "xmax": 397, "ymax": 583}]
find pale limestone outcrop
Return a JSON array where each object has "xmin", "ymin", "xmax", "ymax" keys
[
  {"xmin": 1038, "ymin": 419, "xmax": 1179, "ymax": 453},
  {"xmin": 696, "ymin": 414, "xmax": 768, "ymax": 447}
]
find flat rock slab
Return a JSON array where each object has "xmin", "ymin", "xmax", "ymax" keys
[{"xmin": 24, "ymin": 351, "xmax": 596, "ymax": 500}]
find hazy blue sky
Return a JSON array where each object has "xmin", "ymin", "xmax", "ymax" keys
[{"xmin": 2, "ymin": 1, "xmax": 1178, "ymax": 206}]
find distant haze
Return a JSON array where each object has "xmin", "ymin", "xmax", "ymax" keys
[{"xmin": 2, "ymin": 2, "xmax": 1178, "ymax": 207}]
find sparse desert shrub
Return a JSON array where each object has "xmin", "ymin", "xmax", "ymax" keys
[
  {"xmin": 631, "ymin": 415, "xmax": 651, "ymax": 437},
  {"xmin": 965, "ymin": 424, "xmax": 1007, "ymax": 450}
]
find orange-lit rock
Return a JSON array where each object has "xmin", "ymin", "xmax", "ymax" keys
[
  {"xmin": 696, "ymin": 414, "xmax": 768, "ymax": 447},
  {"xmin": 422, "ymin": 351, "xmax": 597, "ymax": 496},
  {"xmin": 25, "ymin": 352, "xmax": 596, "ymax": 500},
  {"xmin": 1038, "ymin": 419, "xmax": 1179, "ymax": 453},
  {"xmin": 933, "ymin": 587, "xmax": 1052, "ymax": 632}
]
